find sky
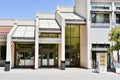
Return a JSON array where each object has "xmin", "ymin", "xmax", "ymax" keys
[{"xmin": 0, "ymin": 0, "xmax": 74, "ymax": 19}]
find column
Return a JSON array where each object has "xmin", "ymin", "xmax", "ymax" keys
[
  {"xmin": 61, "ymin": 24, "xmax": 65, "ymax": 70},
  {"xmin": 34, "ymin": 17, "xmax": 39, "ymax": 69},
  {"xmin": 58, "ymin": 34, "xmax": 61, "ymax": 68}
]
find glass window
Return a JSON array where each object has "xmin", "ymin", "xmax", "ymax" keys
[
  {"xmin": 71, "ymin": 25, "xmax": 80, "ymax": 37},
  {"xmin": 91, "ymin": 6, "xmax": 110, "ymax": 10},
  {"xmin": 116, "ymin": 7, "xmax": 120, "ymax": 10},
  {"xmin": 39, "ymin": 44, "xmax": 57, "ymax": 49},
  {"xmin": 65, "ymin": 25, "xmax": 71, "ymax": 38},
  {"xmin": 65, "ymin": 25, "xmax": 80, "ymax": 50},
  {"xmin": 116, "ymin": 14, "xmax": 120, "ymax": 24},
  {"xmin": 0, "ymin": 46, "xmax": 6, "ymax": 60},
  {"xmin": 71, "ymin": 38, "xmax": 80, "ymax": 49},
  {"xmin": 16, "ymin": 44, "xmax": 34, "ymax": 49},
  {"xmin": 39, "ymin": 33, "xmax": 58, "ymax": 38},
  {"xmin": 91, "ymin": 13, "xmax": 109, "ymax": 23}
]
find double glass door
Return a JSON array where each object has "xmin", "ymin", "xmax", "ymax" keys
[
  {"xmin": 41, "ymin": 52, "xmax": 54, "ymax": 67},
  {"xmin": 16, "ymin": 51, "xmax": 34, "ymax": 67},
  {"xmin": 39, "ymin": 49, "xmax": 58, "ymax": 67}
]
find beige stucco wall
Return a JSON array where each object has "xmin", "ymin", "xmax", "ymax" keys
[
  {"xmin": 58, "ymin": 34, "xmax": 61, "ymax": 67},
  {"xmin": 16, "ymin": 20, "xmax": 35, "ymax": 26},
  {"xmin": 75, "ymin": 0, "xmax": 87, "ymax": 18},
  {"xmin": 80, "ymin": 25, "xmax": 88, "ymax": 68},
  {"xmin": 0, "ymin": 19, "xmax": 14, "ymax": 26},
  {"xmin": 56, "ymin": 6, "xmax": 74, "ymax": 12},
  {"xmin": 11, "ymin": 43, "xmax": 15, "ymax": 68}
]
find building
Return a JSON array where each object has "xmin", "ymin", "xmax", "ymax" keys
[{"xmin": 0, "ymin": 0, "xmax": 120, "ymax": 70}]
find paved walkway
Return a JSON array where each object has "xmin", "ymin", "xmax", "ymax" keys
[{"xmin": 0, "ymin": 68, "xmax": 120, "ymax": 80}]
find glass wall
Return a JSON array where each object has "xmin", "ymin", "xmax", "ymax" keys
[
  {"xmin": 65, "ymin": 25, "xmax": 80, "ymax": 67},
  {"xmin": 65, "ymin": 25, "xmax": 80, "ymax": 49}
]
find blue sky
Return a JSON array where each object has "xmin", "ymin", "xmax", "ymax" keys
[{"xmin": 0, "ymin": 0, "xmax": 74, "ymax": 19}]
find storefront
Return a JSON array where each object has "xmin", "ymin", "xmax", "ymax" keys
[{"xmin": 15, "ymin": 43, "xmax": 35, "ymax": 68}]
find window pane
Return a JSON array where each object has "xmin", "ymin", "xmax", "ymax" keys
[
  {"xmin": 65, "ymin": 25, "xmax": 71, "ymax": 37},
  {"xmin": 91, "ymin": 13, "xmax": 96, "ymax": 23},
  {"xmin": 65, "ymin": 38, "xmax": 71, "ymax": 48},
  {"xmin": 71, "ymin": 38, "xmax": 80, "ymax": 49},
  {"xmin": 116, "ymin": 14, "xmax": 120, "ymax": 24},
  {"xmin": 0, "ymin": 46, "xmax": 6, "ymax": 60},
  {"xmin": 96, "ymin": 14, "xmax": 104, "ymax": 23},
  {"xmin": 71, "ymin": 25, "xmax": 80, "ymax": 37}
]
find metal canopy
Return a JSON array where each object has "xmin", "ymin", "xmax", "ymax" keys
[
  {"xmin": 39, "ymin": 19, "xmax": 61, "ymax": 31},
  {"xmin": 61, "ymin": 12, "xmax": 84, "ymax": 21},
  {"xmin": 12, "ymin": 26, "xmax": 35, "ymax": 39}
]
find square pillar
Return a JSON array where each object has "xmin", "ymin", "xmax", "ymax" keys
[
  {"xmin": 34, "ymin": 17, "xmax": 39, "ymax": 69},
  {"xmin": 6, "ymin": 35, "xmax": 12, "ymax": 69},
  {"xmin": 61, "ymin": 25, "xmax": 65, "ymax": 70}
]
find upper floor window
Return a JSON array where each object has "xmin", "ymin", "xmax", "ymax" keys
[
  {"xmin": 116, "ymin": 14, "xmax": 120, "ymax": 24},
  {"xmin": 91, "ymin": 6, "xmax": 110, "ymax": 10},
  {"xmin": 116, "ymin": 7, "xmax": 120, "ymax": 10},
  {"xmin": 91, "ymin": 13, "xmax": 109, "ymax": 23}
]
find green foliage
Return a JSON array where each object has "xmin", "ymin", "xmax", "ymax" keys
[{"xmin": 109, "ymin": 27, "xmax": 120, "ymax": 51}]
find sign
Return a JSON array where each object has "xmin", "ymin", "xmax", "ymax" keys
[
  {"xmin": 100, "ymin": 54, "xmax": 105, "ymax": 66},
  {"xmin": 96, "ymin": 53, "xmax": 107, "ymax": 73}
]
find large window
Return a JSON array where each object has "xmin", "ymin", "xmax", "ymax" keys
[
  {"xmin": 65, "ymin": 25, "xmax": 80, "ymax": 49},
  {"xmin": 91, "ymin": 13, "xmax": 109, "ymax": 23},
  {"xmin": 116, "ymin": 14, "xmax": 120, "ymax": 24}
]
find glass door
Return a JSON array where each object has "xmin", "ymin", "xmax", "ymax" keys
[
  {"xmin": 41, "ymin": 52, "xmax": 55, "ymax": 67},
  {"xmin": 65, "ymin": 50, "xmax": 80, "ymax": 67}
]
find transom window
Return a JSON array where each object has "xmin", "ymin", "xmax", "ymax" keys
[
  {"xmin": 39, "ymin": 33, "xmax": 59, "ymax": 38},
  {"xmin": 91, "ymin": 13, "xmax": 109, "ymax": 23}
]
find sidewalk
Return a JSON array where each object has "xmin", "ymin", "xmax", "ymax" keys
[{"xmin": 0, "ymin": 68, "xmax": 120, "ymax": 80}]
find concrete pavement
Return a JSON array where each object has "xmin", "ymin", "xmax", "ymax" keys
[{"xmin": 0, "ymin": 68, "xmax": 120, "ymax": 80}]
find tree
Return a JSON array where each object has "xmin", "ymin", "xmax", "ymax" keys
[{"xmin": 109, "ymin": 27, "xmax": 120, "ymax": 63}]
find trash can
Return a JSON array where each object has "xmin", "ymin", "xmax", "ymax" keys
[
  {"xmin": 4, "ymin": 61, "xmax": 10, "ymax": 71},
  {"xmin": 61, "ymin": 61, "xmax": 65, "ymax": 70}
]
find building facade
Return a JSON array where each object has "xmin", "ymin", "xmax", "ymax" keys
[{"xmin": 0, "ymin": 0, "xmax": 120, "ymax": 70}]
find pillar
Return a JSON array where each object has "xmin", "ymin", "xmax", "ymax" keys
[
  {"xmin": 61, "ymin": 25, "xmax": 65, "ymax": 70},
  {"xmin": 34, "ymin": 17, "xmax": 39, "ymax": 69}
]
